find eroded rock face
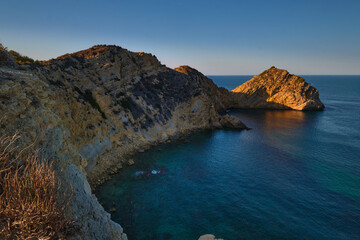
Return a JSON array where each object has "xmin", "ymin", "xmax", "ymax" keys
[
  {"xmin": 0, "ymin": 45, "xmax": 246, "ymax": 239},
  {"xmin": 230, "ymin": 66, "xmax": 325, "ymax": 110}
]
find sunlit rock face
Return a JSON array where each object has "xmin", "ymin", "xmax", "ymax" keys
[
  {"xmin": 0, "ymin": 45, "xmax": 246, "ymax": 239},
  {"xmin": 230, "ymin": 66, "xmax": 325, "ymax": 111}
]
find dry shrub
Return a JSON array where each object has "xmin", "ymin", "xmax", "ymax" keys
[{"xmin": 0, "ymin": 134, "xmax": 75, "ymax": 239}]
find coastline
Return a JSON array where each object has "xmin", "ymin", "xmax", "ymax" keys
[
  {"xmin": 89, "ymin": 122, "xmax": 248, "ymax": 189},
  {"xmin": 0, "ymin": 45, "xmax": 324, "ymax": 239}
]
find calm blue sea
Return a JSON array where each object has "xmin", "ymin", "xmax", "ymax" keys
[{"xmin": 96, "ymin": 75, "xmax": 360, "ymax": 240}]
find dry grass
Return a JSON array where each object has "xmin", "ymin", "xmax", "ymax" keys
[{"xmin": 0, "ymin": 134, "xmax": 75, "ymax": 239}]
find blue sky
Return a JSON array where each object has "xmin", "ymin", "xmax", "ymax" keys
[{"xmin": 1, "ymin": 0, "xmax": 359, "ymax": 74}]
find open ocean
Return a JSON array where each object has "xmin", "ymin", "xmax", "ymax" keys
[{"xmin": 96, "ymin": 75, "xmax": 360, "ymax": 240}]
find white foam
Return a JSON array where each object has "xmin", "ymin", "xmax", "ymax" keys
[
  {"xmin": 151, "ymin": 170, "xmax": 160, "ymax": 174},
  {"xmin": 135, "ymin": 171, "xmax": 145, "ymax": 176}
]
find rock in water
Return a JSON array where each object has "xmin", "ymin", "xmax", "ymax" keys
[
  {"xmin": 230, "ymin": 66, "xmax": 324, "ymax": 111},
  {"xmin": 198, "ymin": 234, "xmax": 224, "ymax": 240}
]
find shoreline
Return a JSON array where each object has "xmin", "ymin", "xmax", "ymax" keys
[{"xmin": 89, "ymin": 125, "xmax": 246, "ymax": 190}]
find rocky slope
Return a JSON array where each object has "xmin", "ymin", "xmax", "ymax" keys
[
  {"xmin": 0, "ymin": 45, "xmax": 246, "ymax": 239},
  {"xmin": 230, "ymin": 66, "xmax": 324, "ymax": 110}
]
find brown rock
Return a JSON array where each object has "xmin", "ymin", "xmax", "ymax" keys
[
  {"xmin": 230, "ymin": 66, "xmax": 324, "ymax": 111},
  {"xmin": 219, "ymin": 114, "xmax": 248, "ymax": 129},
  {"xmin": 198, "ymin": 234, "xmax": 224, "ymax": 240}
]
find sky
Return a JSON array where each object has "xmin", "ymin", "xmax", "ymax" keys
[{"xmin": 1, "ymin": 0, "xmax": 359, "ymax": 75}]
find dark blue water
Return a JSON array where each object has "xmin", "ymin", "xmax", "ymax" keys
[{"xmin": 96, "ymin": 75, "xmax": 360, "ymax": 240}]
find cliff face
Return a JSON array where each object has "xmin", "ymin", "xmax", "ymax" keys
[
  {"xmin": 32, "ymin": 46, "xmax": 246, "ymax": 180},
  {"xmin": 0, "ymin": 68, "xmax": 128, "ymax": 240},
  {"xmin": 0, "ymin": 45, "xmax": 246, "ymax": 239},
  {"xmin": 230, "ymin": 66, "xmax": 324, "ymax": 110}
]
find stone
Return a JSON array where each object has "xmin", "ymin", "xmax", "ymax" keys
[
  {"xmin": 127, "ymin": 159, "xmax": 135, "ymax": 166},
  {"xmin": 219, "ymin": 114, "xmax": 248, "ymax": 129},
  {"xmin": 198, "ymin": 234, "xmax": 224, "ymax": 240},
  {"xmin": 198, "ymin": 234, "xmax": 216, "ymax": 240}
]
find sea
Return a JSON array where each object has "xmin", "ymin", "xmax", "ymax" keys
[{"xmin": 95, "ymin": 75, "xmax": 360, "ymax": 240}]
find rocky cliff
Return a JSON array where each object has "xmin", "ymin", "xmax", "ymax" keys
[
  {"xmin": 230, "ymin": 66, "xmax": 324, "ymax": 110},
  {"xmin": 0, "ymin": 45, "xmax": 246, "ymax": 239}
]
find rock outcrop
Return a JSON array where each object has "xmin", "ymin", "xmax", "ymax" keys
[
  {"xmin": 0, "ymin": 45, "xmax": 246, "ymax": 239},
  {"xmin": 230, "ymin": 66, "xmax": 324, "ymax": 110},
  {"xmin": 198, "ymin": 234, "xmax": 224, "ymax": 240}
]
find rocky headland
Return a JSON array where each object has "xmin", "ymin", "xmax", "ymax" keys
[
  {"xmin": 230, "ymin": 66, "xmax": 324, "ymax": 110},
  {"xmin": 0, "ymin": 45, "xmax": 324, "ymax": 239}
]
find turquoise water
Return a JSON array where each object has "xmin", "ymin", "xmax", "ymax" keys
[{"xmin": 96, "ymin": 75, "xmax": 360, "ymax": 240}]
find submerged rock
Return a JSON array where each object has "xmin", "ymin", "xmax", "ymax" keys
[
  {"xmin": 163, "ymin": 232, "xmax": 173, "ymax": 239},
  {"xmin": 230, "ymin": 66, "xmax": 324, "ymax": 111}
]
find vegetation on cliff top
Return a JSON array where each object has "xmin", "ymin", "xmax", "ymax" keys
[
  {"xmin": 8, "ymin": 50, "xmax": 35, "ymax": 65},
  {"xmin": 1, "ymin": 45, "xmax": 42, "ymax": 67},
  {"xmin": 0, "ymin": 44, "xmax": 8, "ymax": 66}
]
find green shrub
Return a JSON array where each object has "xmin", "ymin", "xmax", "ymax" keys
[
  {"xmin": 0, "ymin": 44, "xmax": 8, "ymax": 65},
  {"xmin": 84, "ymin": 90, "xmax": 107, "ymax": 119},
  {"xmin": 120, "ymin": 99, "xmax": 131, "ymax": 109},
  {"xmin": 296, "ymin": 77, "xmax": 305, "ymax": 83},
  {"xmin": 8, "ymin": 50, "xmax": 35, "ymax": 65},
  {"xmin": 74, "ymin": 88, "xmax": 107, "ymax": 119}
]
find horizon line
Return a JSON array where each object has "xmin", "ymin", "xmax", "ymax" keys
[{"xmin": 206, "ymin": 74, "xmax": 360, "ymax": 76}]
